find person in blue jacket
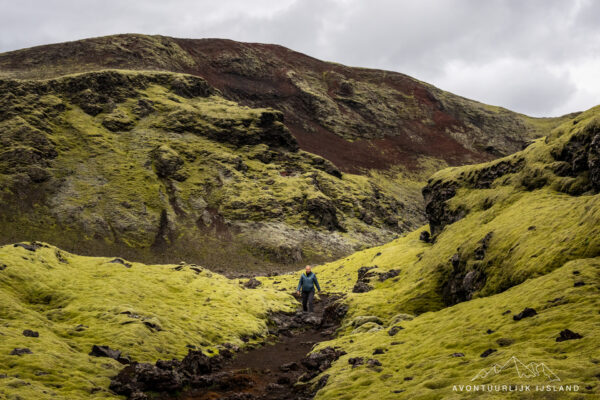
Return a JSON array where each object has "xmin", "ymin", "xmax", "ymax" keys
[{"xmin": 296, "ymin": 265, "xmax": 321, "ymax": 312}]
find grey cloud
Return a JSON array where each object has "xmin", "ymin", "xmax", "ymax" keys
[{"xmin": 0, "ymin": 0, "xmax": 598, "ymax": 116}]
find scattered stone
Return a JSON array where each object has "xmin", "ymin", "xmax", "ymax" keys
[
  {"xmin": 378, "ymin": 269, "xmax": 401, "ymax": 282},
  {"xmin": 89, "ymin": 345, "xmax": 131, "ymax": 364},
  {"xmin": 55, "ymin": 250, "xmax": 67, "ymax": 263},
  {"xmin": 450, "ymin": 353, "xmax": 465, "ymax": 357},
  {"xmin": 574, "ymin": 281, "xmax": 585, "ymax": 287},
  {"xmin": 13, "ymin": 242, "xmax": 44, "ymax": 252},
  {"xmin": 373, "ymin": 348, "xmax": 385, "ymax": 355},
  {"xmin": 0, "ymin": 264, "xmax": 7, "ymax": 271},
  {"xmin": 556, "ymin": 329, "xmax": 583, "ymax": 342},
  {"xmin": 10, "ymin": 348, "xmax": 32, "ymax": 356},
  {"xmin": 243, "ymin": 278, "xmax": 262, "ymax": 289},
  {"xmin": 486, "ymin": 329, "xmax": 494, "ymax": 334},
  {"xmin": 404, "ymin": 376, "xmax": 413, "ymax": 381},
  {"xmin": 497, "ymin": 338, "xmax": 514, "ymax": 347},
  {"xmin": 109, "ymin": 258, "xmax": 132, "ymax": 268},
  {"xmin": 388, "ymin": 326, "xmax": 404, "ymax": 336},
  {"xmin": 572, "ymin": 270, "xmax": 580, "ymax": 275},
  {"xmin": 367, "ymin": 358, "xmax": 382, "ymax": 367},
  {"xmin": 513, "ymin": 307, "xmax": 537, "ymax": 321},
  {"xmin": 352, "ymin": 281, "xmax": 373, "ymax": 293},
  {"xmin": 502, "ymin": 310, "xmax": 511, "ymax": 315},
  {"xmin": 143, "ymin": 320, "xmax": 163, "ymax": 331},
  {"xmin": 419, "ymin": 231, "xmax": 431, "ymax": 243},
  {"xmin": 480, "ymin": 348, "xmax": 497, "ymax": 358},
  {"xmin": 474, "ymin": 232, "xmax": 493, "ymax": 260},
  {"xmin": 22, "ymin": 329, "xmax": 39, "ymax": 337},
  {"xmin": 348, "ymin": 357, "xmax": 364, "ymax": 368},
  {"xmin": 279, "ymin": 362, "xmax": 299, "ymax": 372}
]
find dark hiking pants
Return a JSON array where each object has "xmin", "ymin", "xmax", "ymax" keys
[{"xmin": 301, "ymin": 290, "xmax": 315, "ymax": 312}]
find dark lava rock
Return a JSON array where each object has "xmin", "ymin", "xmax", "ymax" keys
[
  {"xmin": 497, "ymin": 338, "xmax": 514, "ymax": 347},
  {"xmin": 10, "ymin": 348, "xmax": 32, "ymax": 356},
  {"xmin": 22, "ymin": 329, "xmax": 39, "ymax": 337},
  {"xmin": 373, "ymin": 348, "xmax": 385, "ymax": 355},
  {"xmin": 13, "ymin": 242, "xmax": 44, "ymax": 252},
  {"xmin": 574, "ymin": 281, "xmax": 585, "ymax": 287},
  {"xmin": 419, "ymin": 231, "xmax": 430, "ymax": 243},
  {"xmin": 109, "ymin": 258, "xmax": 132, "ymax": 268},
  {"xmin": 404, "ymin": 376, "xmax": 413, "ymax": 381},
  {"xmin": 279, "ymin": 362, "xmax": 299, "ymax": 372},
  {"xmin": 486, "ymin": 329, "xmax": 494, "ymax": 334},
  {"xmin": 353, "ymin": 266, "xmax": 376, "ymax": 293},
  {"xmin": 0, "ymin": 264, "xmax": 6, "ymax": 271},
  {"xmin": 367, "ymin": 358, "xmax": 382, "ymax": 367},
  {"xmin": 110, "ymin": 362, "xmax": 184, "ymax": 395},
  {"xmin": 450, "ymin": 353, "xmax": 465, "ymax": 357},
  {"xmin": 243, "ymin": 277, "xmax": 262, "ymax": 289},
  {"xmin": 303, "ymin": 197, "xmax": 345, "ymax": 232},
  {"xmin": 474, "ymin": 232, "xmax": 493, "ymax": 260},
  {"xmin": 300, "ymin": 347, "xmax": 345, "ymax": 372},
  {"xmin": 513, "ymin": 307, "xmax": 537, "ymax": 321},
  {"xmin": 378, "ymin": 269, "xmax": 401, "ymax": 282},
  {"xmin": 143, "ymin": 321, "xmax": 162, "ymax": 331},
  {"xmin": 348, "ymin": 357, "xmax": 364, "ymax": 368},
  {"xmin": 321, "ymin": 300, "xmax": 348, "ymax": 328},
  {"xmin": 388, "ymin": 326, "xmax": 404, "ymax": 336},
  {"xmin": 352, "ymin": 281, "xmax": 373, "ymax": 293},
  {"xmin": 556, "ymin": 329, "xmax": 583, "ymax": 342},
  {"xmin": 442, "ymin": 253, "xmax": 486, "ymax": 306},
  {"xmin": 89, "ymin": 345, "xmax": 131, "ymax": 364},
  {"xmin": 480, "ymin": 348, "xmax": 497, "ymax": 358}
]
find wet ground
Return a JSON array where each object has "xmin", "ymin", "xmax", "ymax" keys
[{"xmin": 160, "ymin": 295, "xmax": 338, "ymax": 400}]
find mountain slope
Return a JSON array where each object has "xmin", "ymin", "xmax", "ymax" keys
[
  {"xmin": 259, "ymin": 105, "xmax": 600, "ymax": 398},
  {"xmin": 0, "ymin": 70, "xmax": 427, "ymax": 272},
  {"xmin": 0, "ymin": 34, "xmax": 568, "ymax": 173},
  {"xmin": 0, "ymin": 34, "xmax": 570, "ymax": 271},
  {"xmin": 1, "ymin": 106, "xmax": 598, "ymax": 399}
]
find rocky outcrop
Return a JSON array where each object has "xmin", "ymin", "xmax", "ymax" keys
[
  {"xmin": 423, "ymin": 158, "xmax": 524, "ymax": 236},
  {"xmin": 551, "ymin": 118, "xmax": 600, "ymax": 193}
]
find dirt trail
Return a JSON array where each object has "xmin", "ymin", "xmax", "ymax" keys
[{"xmin": 157, "ymin": 295, "xmax": 344, "ymax": 400}]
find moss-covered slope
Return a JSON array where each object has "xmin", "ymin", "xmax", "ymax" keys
[
  {"xmin": 0, "ymin": 242, "xmax": 295, "ymax": 400},
  {"xmin": 0, "ymin": 70, "xmax": 426, "ymax": 271},
  {"xmin": 0, "ymin": 34, "xmax": 569, "ymax": 173},
  {"xmin": 260, "ymin": 105, "xmax": 600, "ymax": 398}
]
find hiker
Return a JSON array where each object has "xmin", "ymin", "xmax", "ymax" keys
[{"xmin": 296, "ymin": 265, "xmax": 321, "ymax": 312}]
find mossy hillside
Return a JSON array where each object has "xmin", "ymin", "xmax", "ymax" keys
[
  {"xmin": 0, "ymin": 70, "xmax": 425, "ymax": 272},
  {"xmin": 312, "ymin": 257, "xmax": 600, "ymax": 399},
  {"xmin": 0, "ymin": 242, "xmax": 295, "ymax": 400},
  {"xmin": 0, "ymin": 34, "xmax": 566, "ymax": 173},
  {"xmin": 259, "ymin": 105, "xmax": 600, "ymax": 398}
]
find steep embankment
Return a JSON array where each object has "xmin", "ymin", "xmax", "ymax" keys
[
  {"xmin": 259, "ymin": 106, "xmax": 600, "ymax": 398},
  {"xmin": 0, "ymin": 70, "xmax": 425, "ymax": 272}
]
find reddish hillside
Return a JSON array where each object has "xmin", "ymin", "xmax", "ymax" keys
[{"xmin": 0, "ymin": 34, "xmax": 560, "ymax": 173}]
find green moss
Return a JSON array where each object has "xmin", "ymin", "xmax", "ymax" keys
[{"xmin": 0, "ymin": 243, "xmax": 295, "ymax": 399}]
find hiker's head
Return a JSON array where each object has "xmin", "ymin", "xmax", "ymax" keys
[{"xmin": 305, "ymin": 265, "xmax": 312, "ymax": 274}]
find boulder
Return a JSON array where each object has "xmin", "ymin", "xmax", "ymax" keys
[
  {"xmin": 513, "ymin": 307, "xmax": 537, "ymax": 321},
  {"xmin": 89, "ymin": 345, "xmax": 131, "ymax": 364}
]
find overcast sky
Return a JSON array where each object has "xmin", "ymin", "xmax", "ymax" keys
[{"xmin": 1, "ymin": 0, "xmax": 598, "ymax": 117}]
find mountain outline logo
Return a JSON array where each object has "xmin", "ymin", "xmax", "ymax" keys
[{"xmin": 471, "ymin": 356, "xmax": 560, "ymax": 382}]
